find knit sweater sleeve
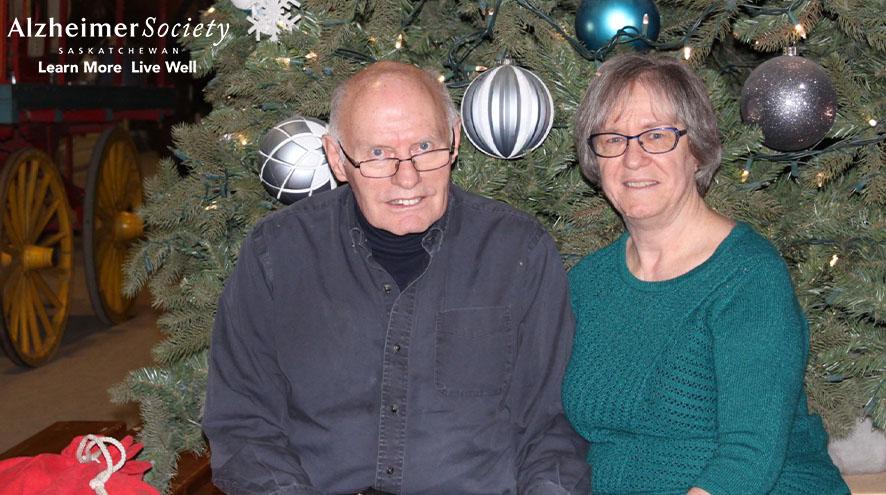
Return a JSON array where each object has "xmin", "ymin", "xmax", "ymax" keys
[{"xmin": 693, "ymin": 254, "xmax": 807, "ymax": 495}]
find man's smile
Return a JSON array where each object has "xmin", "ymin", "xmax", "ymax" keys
[{"xmin": 388, "ymin": 197, "xmax": 423, "ymax": 206}]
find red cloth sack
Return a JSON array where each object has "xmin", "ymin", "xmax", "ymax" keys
[{"xmin": 0, "ymin": 434, "xmax": 159, "ymax": 495}]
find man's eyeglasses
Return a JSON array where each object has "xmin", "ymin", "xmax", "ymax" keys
[
  {"xmin": 587, "ymin": 127, "xmax": 688, "ymax": 158},
  {"xmin": 338, "ymin": 130, "xmax": 456, "ymax": 179}
]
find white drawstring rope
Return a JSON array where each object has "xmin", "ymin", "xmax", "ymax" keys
[{"xmin": 75, "ymin": 434, "xmax": 127, "ymax": 495}]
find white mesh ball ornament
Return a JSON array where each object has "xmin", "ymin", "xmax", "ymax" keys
[
  {"xmin": 259, "ymin": 116, "xmax": 337, "ymax": 204},
  {"xmin": 460, "ymin": 62, "xmax": 555, "ymax": 159}
]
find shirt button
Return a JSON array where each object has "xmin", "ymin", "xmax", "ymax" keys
[
  {"xmin": 390, "ymin": 404, "xmax": 399, "ymax": 414},
  {"xmin": 383, "ymin": 283, "xmax": 392, "ymax": 294},
  {"xmin": 393, "ymin": 344, "xmax": 401, "ymax": 352},
  {"xmin": 386, "ymin": 466, "xmax": 395, "ymax": 475}
]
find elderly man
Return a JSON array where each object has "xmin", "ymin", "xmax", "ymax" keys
[{"xmin": 203, "ymin": 61, "xmax": 588, "ymax": 495}]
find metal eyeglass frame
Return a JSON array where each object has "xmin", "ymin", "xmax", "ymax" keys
[
  {"xmin": 337, "ymin": 129, "xmax": 456, "ymax": 179},
  {"xmin": 587, "ymin": 127, "xmax": 688, "ymax": 158}
]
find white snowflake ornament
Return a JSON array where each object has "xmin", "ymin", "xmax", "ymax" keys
[{"xmin": 246, "ymin": 0, "xmax": 302, "ymax": 42}]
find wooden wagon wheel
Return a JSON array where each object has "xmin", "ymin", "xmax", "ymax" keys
[
  {"xmin": 83, "ymin": 126, "xmax": 144, "ymax": 325},
  {"xmin": 0, "ymin": 149, "xmax": 74, "ymax": 366}
]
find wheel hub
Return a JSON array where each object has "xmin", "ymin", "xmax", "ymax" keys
[
  {"xmin": 23, "ymin": 245, "xmax": 54, "ymax": 270},
  {"xmin": 113, "ymin": 211, "xmax": 144, "ymax": 242}
]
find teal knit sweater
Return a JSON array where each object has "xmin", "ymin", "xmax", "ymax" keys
[{"xmin": 562, "ymin": 223, "xmax": 848, "ymax": 495}]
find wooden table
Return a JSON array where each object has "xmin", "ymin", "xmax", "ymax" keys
[{"xmin": 0, "ymin": 421, "xmax": 221, "ymax": 495}]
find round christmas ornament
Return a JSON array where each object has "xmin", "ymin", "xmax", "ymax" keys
[
  {"xmin": 229, "ymin": 0, "xmax": 253, "ymax": 9},
  {"xmin": 258, "ymin": 116, "xmax": 336, "ymax": 204},
  {"xmin": 246, "ymin": 0, "xmax": 303, "ymax": 41},
  {"xmin": 460, "ymin": 62, "xmax": 554, "ymax": 159},
  {"xmin": 575, "ymin": 0, "xmax": 660, "ymax": 51},
  {"xmin": 740, "ymin": 49, "xmax": 837, "ymax": 151}
]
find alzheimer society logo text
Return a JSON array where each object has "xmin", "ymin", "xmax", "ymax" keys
[{"xmin": 8, "ymin": 17, "xmax": 229, "ymax": 75}]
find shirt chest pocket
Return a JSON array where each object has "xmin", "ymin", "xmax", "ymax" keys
[{"xmin": 434, "ymin": 306, "xmax": 514, "ymax": 396}]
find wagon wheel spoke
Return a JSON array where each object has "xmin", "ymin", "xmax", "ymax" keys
[
  {"xmin": 14, "ymin": 160, "xmax": 28, "ymax": 240},
  {"xmin": 21, "ymin": 159, "xmax": 39, "ymax": 240},
  {"xmin": 110, "ymin": 143, "xmax": 127, "ymax": 209},
  {"xmin": 119, "ymin": 150, "xmax": 138, "ymax": 210},
  {"xmin": 98, "ymin": 148, "xmax": 115, "ymax": 211},
  {"xmin": 24, "ymin": 278, "xmax": 43, "ymax": 355},
  {"xmin": 30, "ymin": 197, "xmax": 61, "ymax": 240},
  {"xmin": 2, "ymin": 266, "xmax": 23, "ymax": 333},
  {"xmin": 38, "ymin": 230, "xmax": 67, "ymax": 247},
  {"xmin": 110, "ymin": 144, "xmax": 124, "ymax": 206},
  {"xmin": 98, "ymin": 247, "xmax": 118, "ymax": 310},
  {"xmin": 31, "ymin": 173, "xmax": 52, "ymax": 218},
  {"xmin": 30, "ymin": 270, "xmax": 64, "ymax": 311},
  {"xmin": 27, "ymin": 171, "xmax": 53, "ymax": 243},
  {"xmin": 3, "ymin": 170, "xmax": 26, "ymax": 245},
  {"xmin": 28, "ymin": 274, "xmax": 55, "ymax": 350},
  {"xmin": 9, "ymin": 272, "xmax": 27, "ymax": 352},
  {"xmin": 2, "ymin": 201, "xmax": 23, "ymax": 245}
]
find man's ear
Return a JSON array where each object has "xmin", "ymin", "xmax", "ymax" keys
[
  {"xmin": 322, "ymin": 134, "xmax": 349, "ymax": 183},
  {"xmin": 451, "ymin": 118, "xmax": 462, "ymax": 161}
]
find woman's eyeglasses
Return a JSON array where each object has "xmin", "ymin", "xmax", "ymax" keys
[{"xmin": 587, "ymin": 127, "xmax": 687, "ymax": 158}]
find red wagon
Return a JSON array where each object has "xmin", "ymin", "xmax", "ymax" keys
[{"xmin": 0, "ymin": 0, "xmax": 178, "ymax": 366}]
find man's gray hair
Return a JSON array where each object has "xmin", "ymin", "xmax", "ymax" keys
[
  {"xmin": 327, "ymin": 62, "xmax": 459, "ymax": 142},
  {"xmin": 574, "ymin": 53, "xmax": 722, "ymax": 196}
]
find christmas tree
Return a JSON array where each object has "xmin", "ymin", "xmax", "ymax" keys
[{"xmin": 111, "ymin": 0, "xmax": 885, "ymax": 489}]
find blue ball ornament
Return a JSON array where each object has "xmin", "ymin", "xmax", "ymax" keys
[{"xmin": 575, "ymin": 0, "xmax": 661, "ymax": 51}]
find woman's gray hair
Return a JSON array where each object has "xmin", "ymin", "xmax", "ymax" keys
[
  {"xmin": 327, "ymin": 62, "xmax": 458, "ymax": 142},
  {"xmin": 574, "ymin": 53, "xmax": 722, "ymax": 196}
]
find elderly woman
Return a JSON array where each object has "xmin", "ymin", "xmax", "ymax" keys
[{"xmin": 561, "ymin": 53, "xmax": 849, "ymax": 495}]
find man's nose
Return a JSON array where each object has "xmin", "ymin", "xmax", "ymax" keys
[{"xmin": 391, "ymin": 158, "xmax": 421, "ymax": 188}]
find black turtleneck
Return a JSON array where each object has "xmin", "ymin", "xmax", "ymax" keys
[{"xmin": 355, "ymin": 205, "xmax": 430, "ymax": 290}]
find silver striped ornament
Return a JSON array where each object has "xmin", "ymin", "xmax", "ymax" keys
[
  {"xmin": 258, "ymin": 116, "xmax": 337, "ymax": 205},
  {"xmin": 460, "ymin": 63, "xmax": 555, "ymax": 159}
]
